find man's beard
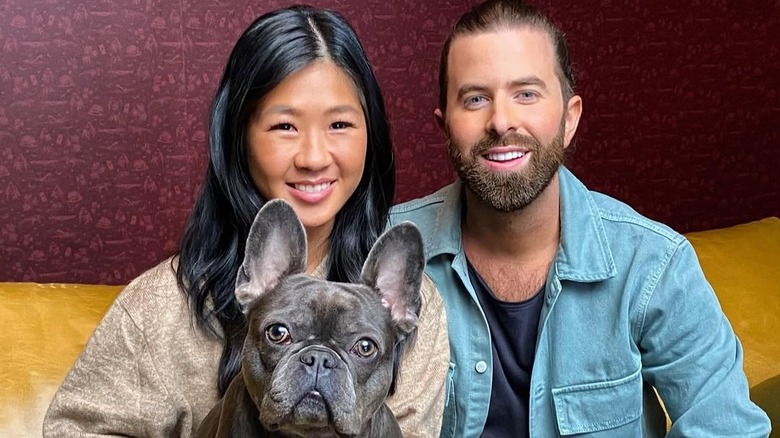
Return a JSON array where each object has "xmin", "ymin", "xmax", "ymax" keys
[{"xmin": 447, "ymin": 121, "xmax": 566, "ymax": 213}]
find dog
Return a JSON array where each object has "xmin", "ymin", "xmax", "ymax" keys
[{"xmin": 197, "ymin": 199, "xmax": 424, "ymax": 437}]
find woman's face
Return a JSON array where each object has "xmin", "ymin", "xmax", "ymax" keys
[{"xmin": 247, "ymin": 61, "xmax": 367, "ymax": 239}]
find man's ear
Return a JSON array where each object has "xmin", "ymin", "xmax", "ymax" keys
[
  {"xmin": 563, "ymin": 95, "xmax": 582, "ymax": 149},
  {"xmin": 434, "ymin": 108, "xmax": 446, "ymax": 133}
]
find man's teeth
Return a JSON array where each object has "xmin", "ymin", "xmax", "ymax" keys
[
  {"xmin": 486, "ymin": 151, "xmax": 525, "ymax": 161},
  {"xmin": 295, "ymin": 182, "xmax": 331, "ymax": 193}
]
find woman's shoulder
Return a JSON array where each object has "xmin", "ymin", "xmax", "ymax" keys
[
  {"xmin": 419, "ymin": 274, "xmax": 444, "ymax": 314},
  {"xmin": 416, "ymin": 274, "xmax": 448, "ymax": 340},
  {"xmin": 115, "ymin": 257, "xmax": 183, "ymax": 309},
  {"xmin": 109, "ymin": 255, "xmax": 221, "ymax": 355},
  {"xmin": 109, "ymin": 256, "xmax": 203, "ymax": 337}
]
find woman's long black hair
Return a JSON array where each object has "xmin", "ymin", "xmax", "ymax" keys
[{"xmin": 175, "ymin": 5, "xmax": 395, "ymax": 395}]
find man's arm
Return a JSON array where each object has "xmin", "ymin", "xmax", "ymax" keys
[{"xmin": 637, "ymin": 240, "xmax": 770, "ymax": 436}]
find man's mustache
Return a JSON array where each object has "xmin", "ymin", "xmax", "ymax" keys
[{"xmin": 470, "ymin": 132, "xmax": 540, "ymax": 157}]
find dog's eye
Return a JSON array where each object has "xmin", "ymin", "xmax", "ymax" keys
[
  {"xmin": 352, "ymin": 338, "xmax": 378, "ymax": 358},
  {"xmin": 265, "ymin": 324, "xmax": 291, "ymax": 344}
]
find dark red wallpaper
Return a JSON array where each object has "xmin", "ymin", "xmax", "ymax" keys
[{"xmin": 1, "ymin": 0, "xmax": 778, "ymax": 284}]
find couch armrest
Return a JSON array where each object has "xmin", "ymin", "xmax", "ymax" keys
[
  {"xmin": 685, "ymin": 217, "xmax": 780, "ymax": 429},
  {"xmin": 685, "ymin": 217, "xmax": 780, "ymax": 387}
]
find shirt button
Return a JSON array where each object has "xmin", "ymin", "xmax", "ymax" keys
[{"xmin": 475, "ymin": 360, "xmax": 488, "ymax": 374}]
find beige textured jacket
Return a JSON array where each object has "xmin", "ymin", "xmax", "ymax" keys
[{"xmin": 44, "ymin": 259, "xmax": 449, "ymax": 437}]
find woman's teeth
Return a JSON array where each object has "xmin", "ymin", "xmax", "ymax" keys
[{"xmin": 294, "ymin": 182, "xmax": 331, "ymax": 193}]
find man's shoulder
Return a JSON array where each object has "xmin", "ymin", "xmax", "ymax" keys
[
  {"xmin": 390, "ymin": 183, "xmax": 455, "ymax": 225},
  {"xmin": 560, "ymin": 167, "xmax": 683, "ymax": 247},
  {"xmin": 389, "ymin": 182, "xmax": 462, "ymax": 259},
  {"xmin": 588, "ymin": 191, "xmax": 684, "ymax": 245}
]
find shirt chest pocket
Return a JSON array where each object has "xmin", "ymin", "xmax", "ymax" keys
[{"xmin": 551, "ymin": 368, "xmax": 643, "ymax": 436}]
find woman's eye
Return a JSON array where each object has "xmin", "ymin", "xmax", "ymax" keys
[
  {"xmin": 271, "ymin": 122, "xmax": 295, "ymax": 131},
  {"xmin": 331, "ymin": 121, "xmax": 353, "ymax": 130},
  {"xmin": 265, "ymin": 324, "xmax": 291, "ymax": 344},
  {"xmin": 352, "ymin": 338, "xmax": 378, "ymax": 358}
]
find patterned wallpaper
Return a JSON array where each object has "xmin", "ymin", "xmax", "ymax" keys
[{"xmin": 1, "ymin": 0, "xmax": 778, "ymax": 284}]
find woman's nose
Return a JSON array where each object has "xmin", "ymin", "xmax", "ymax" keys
[{"xmin": 294, "ymin": 132, "xmax": 333, "ymax": 170}]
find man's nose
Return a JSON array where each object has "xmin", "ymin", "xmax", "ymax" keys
[{"xmin": 486, "ymin": 97, "xmax": 518, "ymax": 137}]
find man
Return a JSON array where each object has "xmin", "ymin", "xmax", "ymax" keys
[{"xmin": 389, "ymin": 0, "xmax": 771, "ymax": 436}]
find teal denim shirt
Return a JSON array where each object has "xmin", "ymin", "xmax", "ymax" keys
[{"xmin": 389, "ymin": 167, "xmax": 770, "ymax": 437}]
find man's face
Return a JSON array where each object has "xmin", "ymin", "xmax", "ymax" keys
[{"xmin": 437, "ymin": 27, "xmax": 581, "ymax": 212}]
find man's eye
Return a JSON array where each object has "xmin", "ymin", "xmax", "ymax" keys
[
  {"xmin": 465, "ymin": 95, "xmax": 486, "ymax": 106},
  {"xmin": 517, "ymin": 91, "xmax": 538, "ymax": 102}
]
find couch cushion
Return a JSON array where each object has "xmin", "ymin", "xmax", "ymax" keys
[
  {"xmin": 686, "ymin": 217, "xmax": 780, "ymax": 430},
  {"xmin": 685, "ymin": 216, "xmax": 780, "ymax": 388},
  {"xmin": 0, "ymin": 283, "xmax": 122, "ymax": 437}
]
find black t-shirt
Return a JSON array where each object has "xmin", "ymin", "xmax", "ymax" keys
[{"xmin": 467, "ymin": 261, "xmax": 545, "ymax": 438}]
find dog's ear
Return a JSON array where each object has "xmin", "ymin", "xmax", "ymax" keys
[
  {"xmin": 360, "ymin": 222, "xmax": 424, "ymax": 333},
  {"xmin": 235, "ymin": 199, "xmax": 307, "ymax": 313}
]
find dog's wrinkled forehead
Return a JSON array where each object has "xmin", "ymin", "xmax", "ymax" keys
[{"xmin": 247, "ymin": 274, "xmax": 395, "ymax": 338}]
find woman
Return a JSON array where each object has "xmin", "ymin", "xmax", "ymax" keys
[{"xmin": 43, "ymin": 6, "xmax": 448, "ymax": 437}]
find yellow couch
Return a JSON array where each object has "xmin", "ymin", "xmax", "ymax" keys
[
  {"xmin": 0, "ymin": 283, "xmax": 123, "ymax": 437},
  {"xmin": 685, "ymin": 216, "xmax": 780, "ymax": 430},
  {"xmin": 1, "ymin": 217, "xmax": 778, "ymax": 437}
]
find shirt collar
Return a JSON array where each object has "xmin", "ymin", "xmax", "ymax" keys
[
  {"xmin": 424, "ymin": 180, "xmax": 466, "ymax": 260},
  {"xmin": 425, "ymin": 167, "xmax": 616, "ymax": 282},
  {"xmin": 555, "ymin": 166, "xmax": 616, "ymax": 282}
]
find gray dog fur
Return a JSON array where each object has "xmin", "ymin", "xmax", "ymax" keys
[{"xmin": 196, "ymin": 199, "xmax": 424, "ymax": 437}]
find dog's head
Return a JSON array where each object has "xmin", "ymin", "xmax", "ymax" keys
[{"xmin": 234, "ymin": 199, "xmax": 424, "ymax": 436}]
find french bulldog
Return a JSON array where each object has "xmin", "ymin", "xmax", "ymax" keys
[{"xmin": 197, "ymin": 199, "xmax": 424, "ymax": 438}]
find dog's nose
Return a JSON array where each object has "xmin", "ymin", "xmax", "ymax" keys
[{"xmin": 300, "ymin": 348, "xmax": 339, "ymax": 370}]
